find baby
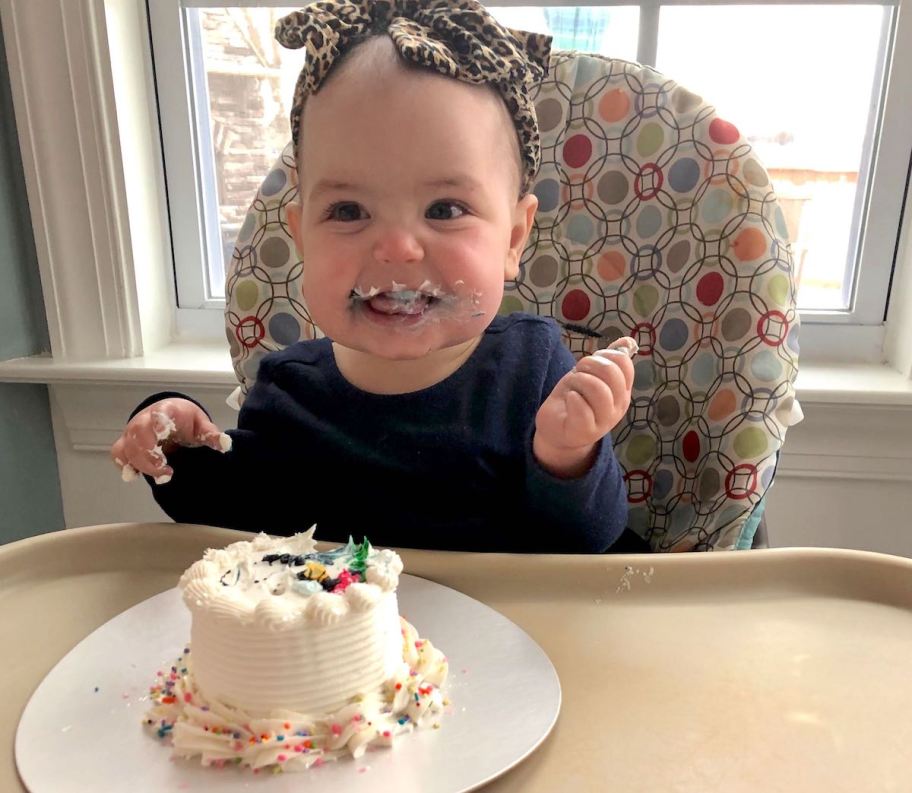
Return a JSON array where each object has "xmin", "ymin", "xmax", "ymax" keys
[{"xmin": 111, "ymin": 0, "xmax": 638, "ymax": 553}]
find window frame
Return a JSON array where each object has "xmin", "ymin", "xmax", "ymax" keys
[
  {"xmin": 150, "ymin": 0, "xmax": 912, "ymax": 357},
  {"xmin": 2, "ymin": 0, "xmax": 910, "ymax": 366},
  {"xmin": 148, "ymin": 2, "xmax": 225, "ymax": 314}
]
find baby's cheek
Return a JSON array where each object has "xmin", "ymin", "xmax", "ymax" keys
[
  {"xmin": 447, "ymin": 277, "xmax": 503, "ymax": 322},
  {"xmin": 448, "ymin": 249, "xmax": 509, "ymax": 299},
  {"xmin": 474, "ymin": 285, "xmax": 507, "ymax": 319}
]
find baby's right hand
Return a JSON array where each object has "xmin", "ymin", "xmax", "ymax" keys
[{"xmin": 110, "ymin": 398, "xmax": 231, "ymax": 485}]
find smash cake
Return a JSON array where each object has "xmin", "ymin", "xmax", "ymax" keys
[{"xmin": 144, "ymin": 529, "xmax": 448, "ymax": 771}]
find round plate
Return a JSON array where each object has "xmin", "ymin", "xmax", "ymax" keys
[{"xmin": 16, "ymin": 574, "xmax": 560, "ymax": 792}]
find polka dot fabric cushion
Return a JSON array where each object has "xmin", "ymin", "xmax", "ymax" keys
[
  {"xmin": 226, "ymin": 148, "xmax": 321, "ymax": 386},
  {"xmin": 225, "ymin": 51, "xmax": 800, "ymax": 552}
]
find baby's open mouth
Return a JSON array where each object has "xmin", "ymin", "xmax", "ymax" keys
[{"xmin": 350, "ymin": 285, "xmax": 442, "ymax": 317}]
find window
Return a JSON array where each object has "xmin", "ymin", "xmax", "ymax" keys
[
  {"xmin": 655, "ymin": 4, "xmax": 896, "ymax": 320},
  {"xmin": 149, "ymin": 1, "xmax": 909, "ymax": 346},
  {"xmin": 150, "ymin": 5, "xmax": 304, "ymax": 309}
]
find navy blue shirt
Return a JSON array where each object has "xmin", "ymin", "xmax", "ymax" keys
[{"xmin": 141, "ymin": 313, "xmax": 630, "ymax": 552}]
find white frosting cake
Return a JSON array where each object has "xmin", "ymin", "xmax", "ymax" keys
[{"xmin": 144, "ymin": 530, "xmax": 448, "ymax": 772}]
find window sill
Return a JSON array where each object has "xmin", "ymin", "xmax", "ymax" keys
[
  {"xmin": 0, "ymin": 344, "xmax": 236, "ymax": 388},
  {"xmin": 793, "ymin": 361, "xmax": 912, "ymax": 406},
  {"xmin": 1, "ymin": 346, "xmax": 911, "ymax": 405}
]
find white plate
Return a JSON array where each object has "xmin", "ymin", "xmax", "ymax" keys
[{"xmin": 16, "ymin": 574, "xmax": 560, "ymax": 792}]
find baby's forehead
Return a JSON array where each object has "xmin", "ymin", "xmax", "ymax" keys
[{"xmin": 300, "ymin": 42, "xmax": 522, "ymax": 192}]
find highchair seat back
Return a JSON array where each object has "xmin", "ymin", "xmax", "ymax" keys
[{"xmin": 225, "ymin": 51, "xmax": 801, "ymax": 551}]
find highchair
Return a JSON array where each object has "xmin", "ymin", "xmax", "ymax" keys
[{"xmin": 224, "ymin": 51, "xmax": 801, "ymax": 552}]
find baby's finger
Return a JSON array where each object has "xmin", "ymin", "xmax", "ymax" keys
[
  {"xmin": 147, "ymin": 408, "xmax": 176, "ymax": 442},
  {"xmin": 110, "ymin": 438, "xmax": 140, "ymax": 482},
  {"xmin": 565, "ymin": 370, "xmax": 617, "ymax": 428},
  {"xmin": 118, "ymin": 419, "xmax": 173, "ymax": 480},
  {"xmin": 146, "ymin": 403, "xmax": 195, "ymax": 447},
  {"xmin": 150, "ymin": 401, "xmax": 229, "ymax": 452},
  {"xmin": 122, "ymin": 434, "xmax": 173, "ymax": 482},
  {"xmin": 605, "ymin": 336, "xmax": 639, "ymax": 358},
  {"xmin": 122, "ymin": 419, "xmax": 162, "ymax": 464},
  {"xmin": 589, "ymin": 350, "xmax": 635, "ymax": 392},
  {"xmin": 110, "ymin": 437, "xmax": 126, "ymax": 468},
  {"xmin": 575, "ymin": 355, "xmax": 630, "ymax": 399},
  {"xmin": 191, "ymin": 414, "xmax": 232, "ymax": 453},
  {"xmin": 563, "ymin": 389, "xmax": 598, "ymax": 439}
]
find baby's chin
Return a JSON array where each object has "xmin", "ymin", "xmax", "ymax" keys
[
  {"xmin": 348, "ymin": 330, "xmax": 480, "ymax": 361},
  {"xmin": 330, "ymin": 316, "xmax": 490, "ymax": 362}
]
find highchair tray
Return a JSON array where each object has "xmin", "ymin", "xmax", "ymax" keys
[{"xmin": 2, "ymin": 523, "xmax": 910, "ymax": 792}]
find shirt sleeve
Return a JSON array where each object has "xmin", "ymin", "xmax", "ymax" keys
[{"xmin": 522, "ymin": 341, "xmax": 629, "ymax": 553}]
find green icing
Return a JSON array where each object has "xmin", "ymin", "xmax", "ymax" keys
[{"xmin": 349, "ymin": 538, "xmax": 373, "ymax": 576}]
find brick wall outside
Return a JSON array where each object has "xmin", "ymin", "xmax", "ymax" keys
[{"xmin": 201, "ymin": 9, "xmax": 298, "ymax": 258}]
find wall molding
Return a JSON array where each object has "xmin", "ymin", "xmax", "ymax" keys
[
  {"xmin": 779, "ymin": 460, "xmax": 912, "ymax": 483},
  {"xmin": 776, "ymin": 402, "xmax": 912, "ymax": 482}
]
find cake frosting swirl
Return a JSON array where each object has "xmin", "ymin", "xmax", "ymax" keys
[{"xmin": 144, "ymin": 530, "xmax": 448, "ymax": 772}]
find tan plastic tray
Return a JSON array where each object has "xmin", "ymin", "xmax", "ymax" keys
[{"xmin": 3, "ymin": 523, "xmax": 911, "ymax": 792}]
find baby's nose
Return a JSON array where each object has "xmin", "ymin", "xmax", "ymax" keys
[{"xmin": 372, "ymin": 226, "xmax": 424, "ymax": 265}]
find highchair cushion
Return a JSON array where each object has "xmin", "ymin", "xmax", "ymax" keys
[{"xmin": 225, "ymin": 51, "xmax": 800, "ymax": 552}]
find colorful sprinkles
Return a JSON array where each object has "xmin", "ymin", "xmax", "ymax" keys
[{"xmin": 143, "ymin": 632, "xmax": 448, "ymax": 774}]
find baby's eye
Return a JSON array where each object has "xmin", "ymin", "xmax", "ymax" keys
[
  {"xmin": 323, "ymin": 202, "xmax": 367, "ymax": 222},
  {"xmin": 426, "ymin": 201, "xmax": 467, "ymax": 221}
]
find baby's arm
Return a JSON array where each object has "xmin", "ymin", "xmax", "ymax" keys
[
  {"xmin": 519, "ymin": 335, "xmax": 638, "ymax": 552},
  {"xmin": 533, "ymin": 341, "xmax": 635, "ymax": 478},
  {"xmin": 110, "ymin": 382, "xmax": 313, "ymax": 532}
]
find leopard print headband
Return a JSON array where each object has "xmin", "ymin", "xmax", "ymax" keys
[{"xmin": 275, "ymin": 1, "xmax": 552, "ymax": 195}]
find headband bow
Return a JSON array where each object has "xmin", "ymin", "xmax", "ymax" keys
[{"xmin": 276, "ymin": 0, "xmax": 552, "ymax": 194}]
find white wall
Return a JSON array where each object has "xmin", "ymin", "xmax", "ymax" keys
[
  {"xmin": 767, "ymin": 478, "xmax": 912, "ymax": 557},
  {"xmin": 765, "ymin": 402, "xmax": 912, "ymax": 557}
]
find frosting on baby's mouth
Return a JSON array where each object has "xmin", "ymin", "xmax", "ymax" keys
[
  {"xmin": 350, "ymin": 281, "xmax": 449, "ymax": 317},
  {"xmin": 348, "ymin": 280, "xmax": 487, "ymax": 327}
]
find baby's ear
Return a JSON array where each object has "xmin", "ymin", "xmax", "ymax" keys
[
  {"xmin": 504, "ymin": 192, "xmax": 538, "ymax": 280},
  {"xmin": 285, "ymin": 201, "xmax": 304, "ymax": 256}
]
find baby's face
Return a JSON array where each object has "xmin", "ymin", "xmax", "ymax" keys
[{"xmin": 285, "ymin": 64, "xmax": 537, "ymax": 362}]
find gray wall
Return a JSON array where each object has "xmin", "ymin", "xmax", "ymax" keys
[{"xmin": 0, "ymin": 19, "xmax": 65, "ymax": 544}]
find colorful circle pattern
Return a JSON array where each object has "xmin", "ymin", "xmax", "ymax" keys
[
  {"xmin": 225, "ymin": 146, "xmax": 321, "ymax": 372},
  {"xmin": 225, "ymin": 53, "xmax": 800, "ymax": 553}
]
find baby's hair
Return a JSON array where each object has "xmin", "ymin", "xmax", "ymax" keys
[{"xmin": 296, "ymin": 34, "xmax": 525, "ymax": 199}]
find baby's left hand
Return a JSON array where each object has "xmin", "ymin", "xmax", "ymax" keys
[{"xmin": 534, "ymin": 348, "xmax": 635, "ymax": 478}]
